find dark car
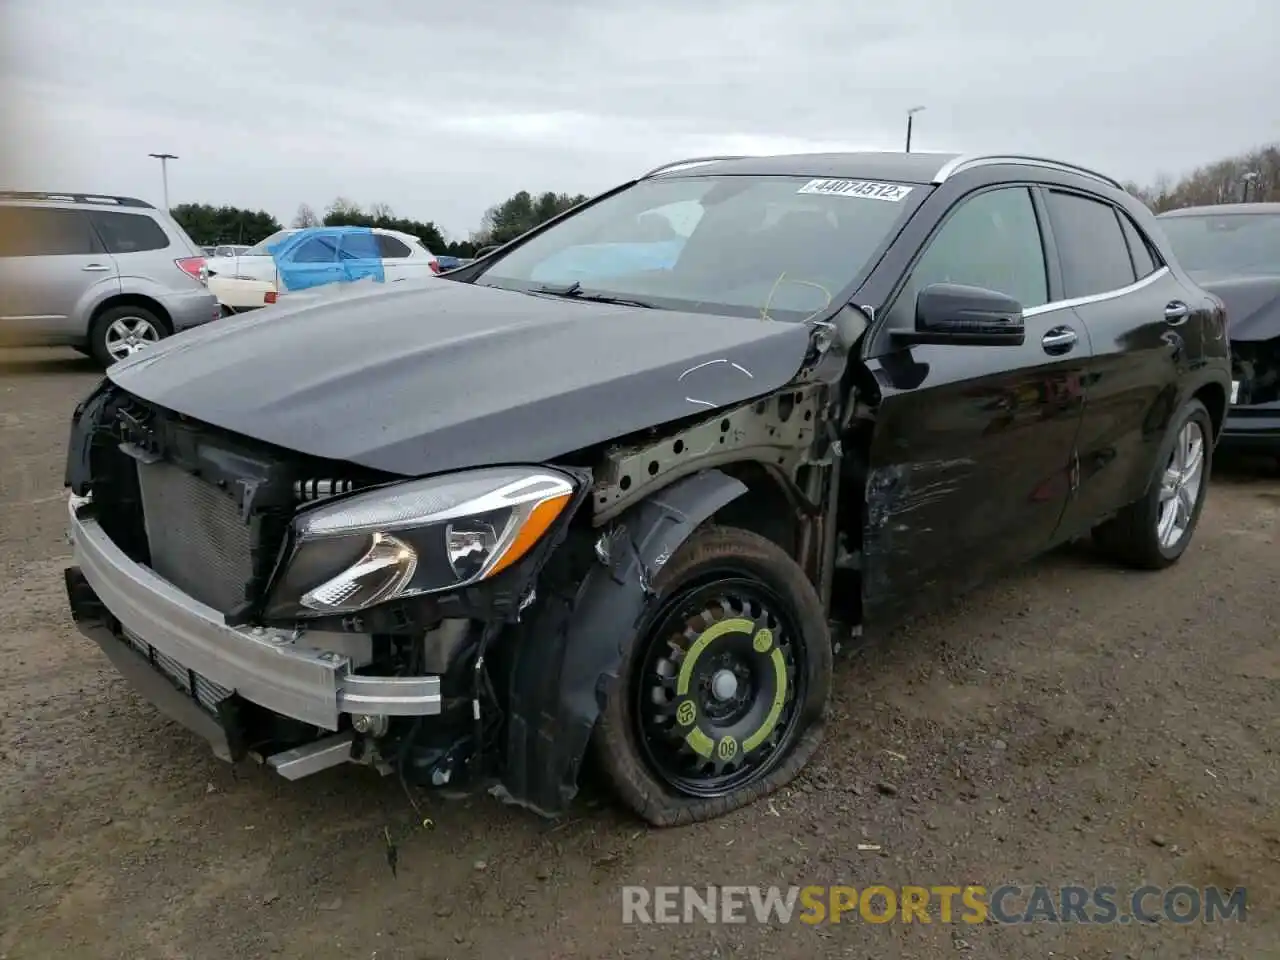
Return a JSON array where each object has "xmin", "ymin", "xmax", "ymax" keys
[
  {"xmin": 63, "ymin": 151, "xmax": 1230, "ymax": 827},
  {"xmin": 1157, "ymin": 202, "xmax": 1280, "ymax": 453}
]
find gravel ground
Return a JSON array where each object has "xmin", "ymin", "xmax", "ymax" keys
[{"xmin": 1, "ymin": 347, "xmax": 1277, "ymax": 960}]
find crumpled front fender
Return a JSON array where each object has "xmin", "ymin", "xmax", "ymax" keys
[{"xmin": 494, "ymin": 469, "xmax": 749, "ymax": 817}]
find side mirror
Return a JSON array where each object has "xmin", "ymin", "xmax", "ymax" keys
[{"xmin": 898, "ymin": 282, "xmax": 1026, "ymax": 346}]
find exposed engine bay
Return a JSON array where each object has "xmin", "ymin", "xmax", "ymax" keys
[{"xmin": 64, "ymin": 357, "xmax": 855, "ymax": 812}]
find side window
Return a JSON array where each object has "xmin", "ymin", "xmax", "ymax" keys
[
  {"xmin": 290, "ymin": 236, "xmax": 340, "ymax": 263},
  {"xmin": 1118, "ymin": 213, "xmax": 1162, "ymax": 279},
  {"xmin": 92, "ymin": 211, "xmax": 170, "ymax": 254},
  {"xmin": 0, "ymin": 207, "xmax": 100, "ymax": 257},
  {"xmin": 376, "ymin": 234, "xmax": 412, "ymax": 259},
  {"xmin": 892, "ymin": 186, "xmax": 1048, "ymax": 323},
  {"xmin": 1045, "ymin": 191, "xmax": 1136, "ymax": 297},
  {"xmin": 339, "ymin": 232, "xmax": 381, "ymax": 260}
]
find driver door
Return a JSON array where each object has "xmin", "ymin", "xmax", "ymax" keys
[{"xmin": 861, "ymin": 185, "xmax": 1090, "ymax": 624}]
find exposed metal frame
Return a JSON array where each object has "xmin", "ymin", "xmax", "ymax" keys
[
  {"xmin": 639, "ymin": 155, "xmax": 750, "ymax": 179},
  {"xmin": 0, "ymin": 190, "xmax": 154, "ymax": 208},
  {"xmin": 932, "ymin": 154, "xmax": 1123, "ymax": 190}
]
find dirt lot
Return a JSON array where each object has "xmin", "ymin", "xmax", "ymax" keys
[{"xmin": 1, "ymin": 347, "xmax": 1277, "ymax": 960}]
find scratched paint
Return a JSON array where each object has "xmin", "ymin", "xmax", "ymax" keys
[
  {"xmin": 863, "ymin": 458, "xmax": 976, "ymax": 606},
  {"xmin": 677, "ymin": 357, "xmax": 756, "ymax": 408}
]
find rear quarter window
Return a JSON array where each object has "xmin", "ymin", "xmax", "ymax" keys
[
  {"xmin": 376, "ymin": 235, "xmax": 413, "ymax": 258},
  {"xmin": 92, "ymin": 211, "xmax": 171, "ymax": 254},
  {"xmin": 1117, "ymin": 212, "xmax": 1162, "ymax": 279}
]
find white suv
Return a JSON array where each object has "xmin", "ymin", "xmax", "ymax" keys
[
  {"xmin": 0, "ymin": 191, "xmax": 219, "ymax": 366},
  {"xmin": 205, "ymin": 227, "xmax": 437, "ymax": 312}
]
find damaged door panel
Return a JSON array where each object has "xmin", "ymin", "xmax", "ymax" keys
[{"xmin": 859, "ymin": 184, "xmax": 1088, "ymax": 623}]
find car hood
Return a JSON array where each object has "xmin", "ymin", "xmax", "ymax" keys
[
  {"xmin": 1198, "ymin": 274, "xmax": 1280, "ymax": 342},
  {"xmin": 106, "ymin": 279, "xmax": 813, "ymax": 476}
]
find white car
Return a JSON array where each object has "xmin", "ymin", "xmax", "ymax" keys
[{"xmin": 205, "ymin": 227, "xmax": 437, "ymax": 312}]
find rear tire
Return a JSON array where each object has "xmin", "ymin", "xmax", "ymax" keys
[
  {"xmin": 89, "ymin": 305, "xmax": 168, "ymax": 367},
  {"xmin": 1092, "ymin": 398, "xmax": 1213, "ymax": 569},
  {"xmin": 592, "ymin": 525, "xmax": 832, "ymax": 826}
]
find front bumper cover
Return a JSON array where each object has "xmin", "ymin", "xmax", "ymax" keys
[{"xmin": 67, "ymin": 494, "xmax": 442, "ymax": 735}]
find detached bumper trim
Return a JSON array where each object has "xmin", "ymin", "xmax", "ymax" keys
[{"xmin": 68, "ymin": 495, "xmax": 442, "ymax": 730}]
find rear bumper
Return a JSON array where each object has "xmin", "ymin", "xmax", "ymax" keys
[
  {"xmin": 1220, "ymin": 400, "xmax": 1280, "ymax": 451},
  {"xmin": 66, "ymin": 494, "xmax": 442, "ymax": 736},
  {"xmin": 155, "ymin": 287, "xmax": 220, "ymax": 333},
  {"xmin": 207, "ymin": 275, "xmax": 274, "ymax": 310}
]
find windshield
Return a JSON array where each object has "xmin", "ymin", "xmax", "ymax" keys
[
  {"xmin": 1160, "ymin": 212, "xmax": 1280, "ymax": 279},
  {"xmin": 243, "ymin": 228, "xmax": 298, "ymax": 257},
  {"xmin": 472, "ymin": 174, "xmax": 920, "ymax": 321}
]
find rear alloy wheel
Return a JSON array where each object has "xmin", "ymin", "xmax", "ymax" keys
[
  {"xmin": 1093, "ymin": 397, "xmax": 1214, "ymax": 569},
  {"xmin": 91, "ymin": 305, "xmax": 167, "ymax": 367},
  {"xmin": 593, "ymin": 525, "xmax": 832, "ymax": 826}
]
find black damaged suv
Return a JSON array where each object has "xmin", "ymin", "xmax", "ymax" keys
[{"xmin": 64, "ymin": 152, "xmax": 1231, "ymax": 825}]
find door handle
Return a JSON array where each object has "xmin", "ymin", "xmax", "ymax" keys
[
  {"xmin": 1164, "ymin": 300, "xmax": 1190, "ymax": 324},
  {"xmin": 81, "ymin": 263, "xmax": 111, "ymax": 272},
  {"xmin": 1041, "ymin": 326, "xmax": 1077, "ymax": 355}
]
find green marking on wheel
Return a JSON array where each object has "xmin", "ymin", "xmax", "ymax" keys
[
  {"xmin": 752, "ymin": 628, "xmax": 774, "ymax": 653},
  {"xmin": 742, "ymin": 647, "xmax": 788, "ymax": 753},
  {"xmin": 716, "ymin": 736, "xmax": 739, "ymax": 762},
  {"xmin": 676, "ymin": 699, "xmax": 697, "ymax": 727},
  {"xmin": 675, "ymin": 617, "xmax": 754, "ymax": 695},
  {"xmin": 685, "ymin": 726, "xmax": 715, "ymax": 758}
]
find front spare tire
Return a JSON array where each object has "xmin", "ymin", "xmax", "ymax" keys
[{"xmin": 592, "ymin": 525, "xmax": 833, "ymax": 826}]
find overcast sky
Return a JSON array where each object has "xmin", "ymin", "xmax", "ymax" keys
[{"xmin": 3, "ymin": 0, "xmax": 1277, "ymax": 238}]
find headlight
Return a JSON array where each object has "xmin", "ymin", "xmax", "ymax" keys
[{"xmin": 263, "ymin": 466, "xmax": 576, "ymax": 619}]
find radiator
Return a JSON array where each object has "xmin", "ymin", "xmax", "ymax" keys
[{"xmin": 135, "ymin": 459, "xmax": 256, "ymax": 614}]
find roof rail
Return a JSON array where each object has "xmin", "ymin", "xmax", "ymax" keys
[
  {"xmin": 0, "ymin": 190, "xmax": 154, "ymax": 208},
  {"xmin": 639, "ymin": 155, "xmax": 750, "ymax": 179},
  {"xmin": 932, "ymin": 155, "xmax": 1123, "ymax": 191}
]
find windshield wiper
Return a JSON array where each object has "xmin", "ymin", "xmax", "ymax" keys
[{"xmin": 534, "ymin": 281, "xmax": 654, "ymax": 308}]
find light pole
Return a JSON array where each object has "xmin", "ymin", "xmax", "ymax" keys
[
  {"xmin": 905, "ymin": 106, "xmax": 926, "ymax": 153},
  {"xmin": 1241, "ymin": 170, "xmax": 1259, "ymax": 203},
  {"xmin": 148, "ymin": 153, "xmax": 178, "ymax": 211}
]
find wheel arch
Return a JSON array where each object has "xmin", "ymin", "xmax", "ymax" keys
[
  {"xmin": 90, "ymin": 293, "xmax": 173, "ymax": 333},
  {"xmin": 1192, "ymin": 379, "xmax": 1227, "ymax": 442},
  {"xmin": 496, "ymin": 468, "xmax": 749, "ymax": 818}
]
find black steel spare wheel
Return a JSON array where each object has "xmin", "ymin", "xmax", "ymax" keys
[
  {"xmin": 593, "ymin": 525, "xmax": 832, "ymax": 826},
  {"xmin": 636, "ymin": 580, "xmax": 802, "ymax": 796}
]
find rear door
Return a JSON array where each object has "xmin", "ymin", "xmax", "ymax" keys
[
  {"xmin": 276, "ymin": 232, "xmax": 345, "ymax": 291},
  {"xmin": 862, "ymin": 184, "xmax": 1089, "ymax": 623},
  {"xmin": 1040, "ymin": 189, "xmax": 1191, "ymax": 537},
  {"xmin": 338, "ymin": 230, "xmax": 385, "ymax": 284},
  {"xmin": 0, "ymin": 205, "xmax": 118, "ymax": 342}
]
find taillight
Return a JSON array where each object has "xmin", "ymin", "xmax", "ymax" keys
[
  {"xmin": 264, "ymin": 291, "xmax": 278, "ymax": 304},
  {"xmin": 428, "ymin": 259, "xmax": 441, "ymax": 274},
  {"xmin": 176, "ymin": 256, "xmax": 206, "ymax": 282}
]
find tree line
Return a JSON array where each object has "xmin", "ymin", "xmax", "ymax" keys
[
  {"xmin": 170, "ymin": 189, "xmax": 590, "ymax": 257},
  {"xmin": 1124, "ymin": 141, "xmax": 1278, "ymax": 212}
]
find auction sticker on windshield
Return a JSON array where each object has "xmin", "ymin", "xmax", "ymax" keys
[{"xmin": 797, "ymin": 179, "xmax": 913, "ymax": 202}]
